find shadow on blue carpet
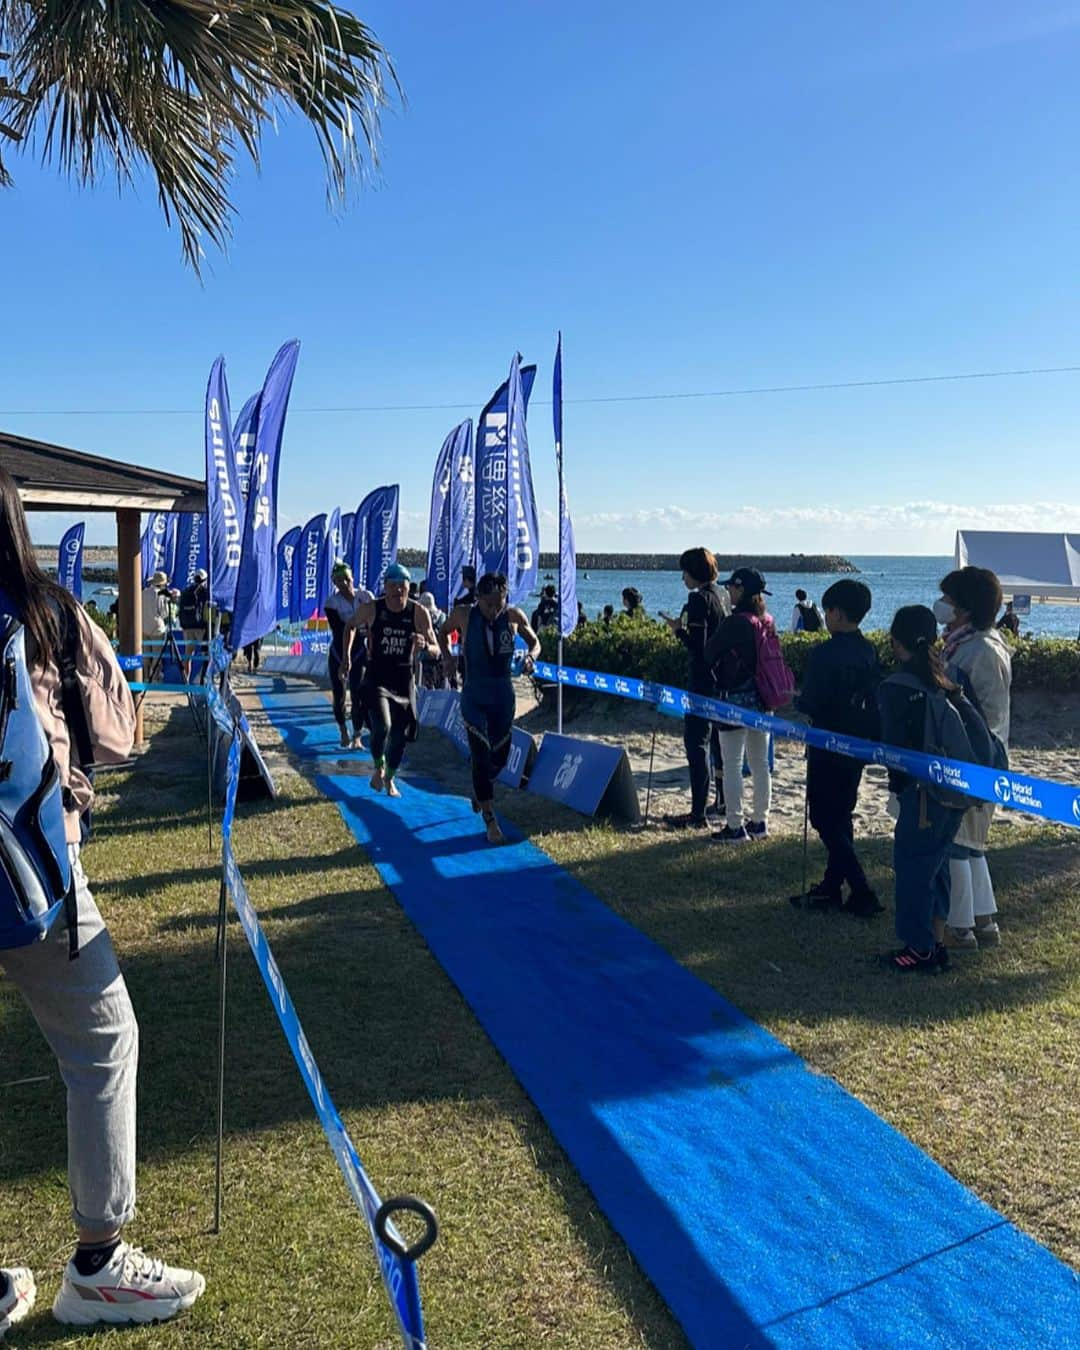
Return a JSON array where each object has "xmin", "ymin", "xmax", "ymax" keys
[{"xmin": 260, "ymin": 683, "xmax": 1079, "ymax": 1350}]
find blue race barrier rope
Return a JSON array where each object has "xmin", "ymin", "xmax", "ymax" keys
[
  {"xmin": 207, "ymin": 648, "xmax": 433, "ymax": 1348},
  {"xmin": 535, "ymin": 661, "xmax": 1080, "ymax": 831}
]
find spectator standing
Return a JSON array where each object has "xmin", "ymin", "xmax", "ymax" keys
[
  {"xmin": 936, "ymin": 567, "xmax": 1012, "ymax": 953},
  {"xmin": 454, "ymin": 564, "xmax": 477, "ymax": 608},
  {"xmin": 663, "ymin": 548, "xmax": 727, "ymax": 829},
  {"xmin": 621, "ymin": 587, "xmax": 644, "ymax": 619},
  {"xmin": 876, "ymin": 605, "xmax": 970, "ymax": 973},
  {"xmin": 996, "ymin": 601, "xmax": 1020, "ymax": 638},
  {"xmin": 0, "ymin": 465, "xmax": 205, "ymax": 1330},
  {"xmin": 139, "ymin": 571, "xmax": 170, "ymax": 682},
  {"xmin": 531, "ymin": 584, "xmax": 558, "ymax": 632},
  {"xmin": 704, "ymin": 568, "xmax": 775, "ymax": 843},
  {"xmin": 791, "ymin": 580, "xmax": 883, "ymax": 915},
  {"xmin": 791, "ymin": 588, "xmax": 823, "ymax": 633},
  {"xmin": 177, "ymin": 568, "xmax": 209, "ymax": 682}
]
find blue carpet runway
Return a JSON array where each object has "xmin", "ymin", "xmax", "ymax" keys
[{"xmin": 260, "ymin": 681, "xmax": 1079, "ymax": 1349}]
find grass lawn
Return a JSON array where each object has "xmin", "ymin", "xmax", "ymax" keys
[{"xmin": 2, "ymin": 688, "xmax": 1076, "ymax": 1347}]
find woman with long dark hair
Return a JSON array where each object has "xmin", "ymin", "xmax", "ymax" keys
[
  {"xmin": 876, "ymin": 605, "xmax": 968, "ymax": 974},
  {"xmin": 0, "ymin": 465, "xmax": 205, "ymax": 1331}
]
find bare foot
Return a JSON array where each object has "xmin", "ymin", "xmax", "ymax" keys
[
  {"xmin": 339, "ymin": 728, "xmax": 350, "ymax": 749},
  {"xmin": 386, "ymin": 778, "xmax": 401, "ymax": 798},
  {"xmin": 350, "ymin": 735, "xmax": 364, "ymax": 750},
  {"xmin": 483, "ymin": 813, "xmax": 504, "ymax": 844},
  {"xmin": 370, "ymin": 768, "xmax": 384, "ymax": 792}
]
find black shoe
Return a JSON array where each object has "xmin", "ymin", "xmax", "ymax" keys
[
  {"xmin": 704, "ymin": 802, "xmax": 725, "ymax": 824},
  {"xmin": 789, "ymin": 882, "xmax": 842, "ymax": 912},
  {"xmin": 665, "ymin": 812, "xmax": 709, "ymax": 831},
  {"xmin": 880, "ymin": 944, "xmax": 949, "ymax": 974},
  {"xmin": 842, "ymin": 890, "xmax": 885, "ymax": 917}
]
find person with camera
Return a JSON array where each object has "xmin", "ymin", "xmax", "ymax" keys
[
  {"xmin": 0, "ymin": 466, "xmax": 205, "ymax": 1333},
  {"xmin": 178, "ymin": 568, "xmax": 209, "ymax": 682}
]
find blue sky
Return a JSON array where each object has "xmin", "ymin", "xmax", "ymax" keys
[{"xmin": 9, "ymin": 0, "xmax": 1080, "ymax": 554}]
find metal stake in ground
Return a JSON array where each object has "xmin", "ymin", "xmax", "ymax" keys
[
  {"xmin": 643, "ymin": 726, "xmax": 658, "ymax": 826},
  {"xmin": 214, "ymin": 874, "xmax": 228, "ymax": 1233}
]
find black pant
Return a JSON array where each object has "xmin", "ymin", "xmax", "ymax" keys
[
  {"xmin": 366, "ymin": 689, "xmax": 413, "ymax": 773},
  {"xmin": 467, "ymin": 728, "xmax": 513, "ymax": 805},
  {"xmin": 328, "ymin": 651, "xmax": 367, "ymax": 738},
  {"xmin": 807, "ymin": 748, "xmax": 870, "ymax": 897},
  {"xmin": 683, "ymin": 714, "xmax": 725, "ymax": 819}
]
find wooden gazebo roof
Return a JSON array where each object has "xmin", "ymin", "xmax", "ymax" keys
[{"xmin": 2, "ymin": 430, "xmax": 205, "ymax": 512}]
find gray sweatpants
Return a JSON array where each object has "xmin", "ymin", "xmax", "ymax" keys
[{"xmin": 0, "ymin": 847, "xmax": 138, "ymax": 1236}]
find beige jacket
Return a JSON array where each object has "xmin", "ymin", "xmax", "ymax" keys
[
  {"xmin": 29, "ymin": 605, "xmax": 136, "ymax": 842},
  {"xmin": 946, "ymin": 628, "xmax": 1012, "ymax": 851}
]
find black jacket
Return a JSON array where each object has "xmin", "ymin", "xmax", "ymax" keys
[{"xmin": 676, "ymin": 583, "xmax": 727, "ymax": 694}]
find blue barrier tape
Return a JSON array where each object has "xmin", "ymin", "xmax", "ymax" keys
[
  {"xmin": 219, "ymin": 728, "xmax": 428, "ymax": 1347},
  {"xmin": 127, "ymin": 682, "xmax": 208, "ymax": 696},
  {"xmin": 535, "ymin": 661, "xmax": 1080, "ymax": 830}
]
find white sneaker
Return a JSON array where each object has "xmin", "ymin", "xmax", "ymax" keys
[
  {"xmin": 0, "ymin": 1268, "xmax": 35, "ymax": 1339},
  {"xmin": 52, "ymin": 1244, "xmax": 205, "ymax": 1327}
]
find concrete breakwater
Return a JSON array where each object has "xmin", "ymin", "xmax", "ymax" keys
[
  {"xmin": 398, "ymin": 550, "xmax": 857, "ymax": 574},
  {"xmin": 36, "ymin": 546, "xmax": 857, "ymax": 582}
]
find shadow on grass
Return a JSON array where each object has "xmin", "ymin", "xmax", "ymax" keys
[
  {"xmin": 0, "ymin": 701, "xmax": 694, "ymax": 1349},
  {"xmin": 538, "ymin": 821, "xmax": 1080, "ymax": 1032}
]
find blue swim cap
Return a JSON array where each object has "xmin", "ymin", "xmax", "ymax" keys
[{"xmin": 384, "ymin": 562, "xmax": 411, "ymax": 583}]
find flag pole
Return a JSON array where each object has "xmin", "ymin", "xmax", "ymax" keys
[{"xmin": 555, "ymin": 333, "xmax": 564, "ymax": 735}]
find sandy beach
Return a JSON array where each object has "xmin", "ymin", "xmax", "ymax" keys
[{"xmin": 515, "ymin": 683, "xmax": 1080, "ymax": 837}]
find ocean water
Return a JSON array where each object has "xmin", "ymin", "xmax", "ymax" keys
[
  {"xmin": 541, "ymin": 556, "xmax": 1079, "ymax": 639},
  {"xmin": 82, "ymin": 555, "xmax": 1079, "ymax": 640}
]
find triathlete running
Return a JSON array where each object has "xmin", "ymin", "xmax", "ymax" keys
[
  {"xmin": 324, "ymin": 561, "xmax": 372, "ymax": 749},
  {"xmin": 439, "ymin": 572, "xmax": 541, "ymax": 843},
  {"xmin": 343, "ymin": 563, "xmax": 439, "ymax": 796}
]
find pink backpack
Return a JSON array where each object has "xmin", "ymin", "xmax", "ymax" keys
[{"xmin": 746, "ymin": 613, "xmax": 795, "ymax": 710}]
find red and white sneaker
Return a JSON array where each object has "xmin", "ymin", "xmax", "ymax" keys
[
  {"xmin": 0, "ymin": 1268, "xmax": 35, "ymax": 1339},
  {"xmin": 52, "ymin": 1244, "xmax": 205, "ymax": 1327}
]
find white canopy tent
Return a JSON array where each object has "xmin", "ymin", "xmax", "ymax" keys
[{"xmin": 955, "ymin": 530, "xmax": 1080, "ymax": 602}]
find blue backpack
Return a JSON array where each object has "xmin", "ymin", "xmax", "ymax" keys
[{"xmin": 0, "ymin": 606, "xmax": 75, "ymax": 953}]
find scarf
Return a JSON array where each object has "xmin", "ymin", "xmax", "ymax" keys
[{"xmin": 942, "ymin": 622, "xmax": 976, "ymax": 665}]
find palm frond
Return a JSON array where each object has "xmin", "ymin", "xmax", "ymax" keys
[{"xmin": 0, "ymin": 1, "xmax": 398, "ymax": 268}]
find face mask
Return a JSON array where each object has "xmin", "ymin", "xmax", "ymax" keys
[{"xmin": 933, "ymin": 598, "xmax": 956, "ymax": 625}]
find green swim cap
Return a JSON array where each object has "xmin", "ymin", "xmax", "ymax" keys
[{"xmin": 331, "ymin": 560, "xmax": 352, "ymax": 581}]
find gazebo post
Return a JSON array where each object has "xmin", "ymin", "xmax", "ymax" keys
[{"xmin": 116, "ymin": 507, "xmax": 144, "ymax": 747}]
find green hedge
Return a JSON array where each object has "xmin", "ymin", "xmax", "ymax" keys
[{"xmin": 539, "ymin": 617, "xmax": 1080, "ymax": 694}]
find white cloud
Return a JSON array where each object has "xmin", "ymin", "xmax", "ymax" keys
[
  {"xmin": 561, "ymin": 501, "xmax": 1080, "ymax": 556},
  {"xmin": 575, "ymin": 501, "xmax": 1080, "ymax": 535}
]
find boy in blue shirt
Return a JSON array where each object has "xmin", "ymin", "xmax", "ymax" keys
[{"xmin": 791, "ymin": 579, "xmax": 883, "ymax": 916}]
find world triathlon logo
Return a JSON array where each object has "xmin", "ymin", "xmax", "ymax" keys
[
  {"xmin": 928, "ymin": 761, "xmax": 944, "ymax": 785},
  {"xmin": 872, "ymin": 746, "xmax": 887, "ymax": 765},
  {"xmin": 994, "ymin": 775, "xmax": 1012, "ymax": 804},
  {"xmin": 1072, "ymin": 793, "xmax": 1080, "ymax": 825}
]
